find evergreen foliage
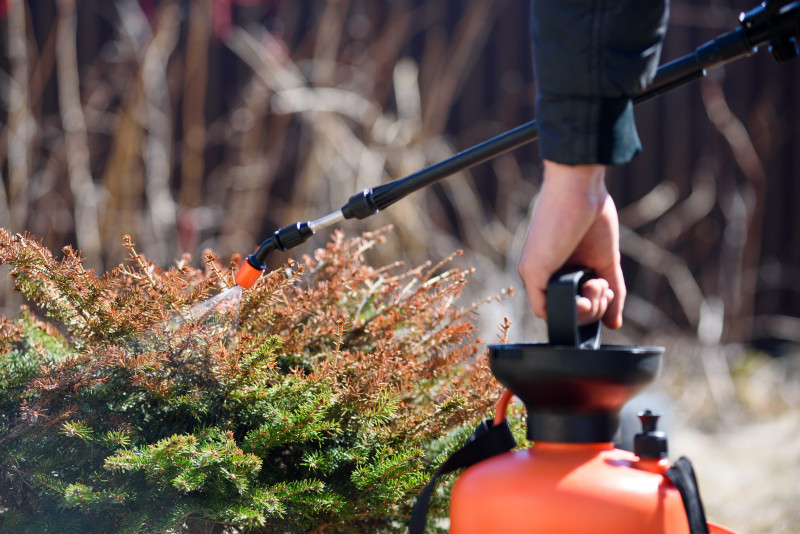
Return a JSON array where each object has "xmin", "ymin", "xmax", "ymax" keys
[{"xmin": 0, "ymin": 227, "xmax": 512, "ymax": 533}]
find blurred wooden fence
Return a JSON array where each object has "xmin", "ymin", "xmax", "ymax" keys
[{"xmin": 2, "ymin": 0, "xmax": 800, "ymax": 346}]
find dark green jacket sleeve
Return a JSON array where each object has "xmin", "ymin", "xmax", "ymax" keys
[{"xmin": 531, "ymin": 0, "xmax": 669, "ymax": 165}]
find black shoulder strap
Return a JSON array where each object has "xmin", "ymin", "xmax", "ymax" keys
[
  {"xmin": 665, "ymin": 456, "xmax": 711, "ymax": 534},
  {"xmin": 408, "ymin": 418, "xmax": 516, "ymax": 534}
]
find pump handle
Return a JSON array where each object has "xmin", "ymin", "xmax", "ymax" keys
[{"xmin": 546, "ymin": 268, "xmax": 602, "ymax": 350}]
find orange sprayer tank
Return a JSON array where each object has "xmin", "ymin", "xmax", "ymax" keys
[
  {"xmin": 450, "ymin": 432, "xmax": 687, "ymax": 533},
  {"xmin": 446, "ymin": 270, "xmax": 738, "ymax": 534}
]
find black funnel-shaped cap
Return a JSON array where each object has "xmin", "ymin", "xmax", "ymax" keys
[{"xmin": 490, "ymin": 269, "xmax": 663, "ymax": 443}]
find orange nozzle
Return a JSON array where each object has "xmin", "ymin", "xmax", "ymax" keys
[{"xmin": 235, "ymin": 259, "xmax": 264, "ymax": 289}]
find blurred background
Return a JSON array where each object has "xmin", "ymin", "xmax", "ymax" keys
[{"xmin": 1, "ymin": 0, "xmax": 799, "ymax": 531}]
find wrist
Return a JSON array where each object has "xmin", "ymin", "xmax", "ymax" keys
[
  {"xmin": 543, "ymin": 160, "xmax": 606, "ymax": 193},
  {"xmin": 541, "ymin": 160, "xmax": 608, "ymax": 214}
]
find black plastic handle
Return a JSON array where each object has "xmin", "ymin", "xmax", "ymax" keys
[{"xmin": 546, "ymin": 268, "xmax": 602, "ymax": 349}]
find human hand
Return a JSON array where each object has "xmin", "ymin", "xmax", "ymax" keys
[{"xmin": 518, "ymin": 160, "xmax": 625, "ymax": 329}]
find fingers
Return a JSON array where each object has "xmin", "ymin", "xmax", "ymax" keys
[
  {"xmin": 525, "ymin": 283, "xmax": 547, "ymax": 322},
  {"xmin": 597, "ymin": 262, "xmax": 626, "ymax": 330},
  {"xmin": 527, "ymin": 274, "xmax": 621, "ymax": 328},
  {"xmin": 576, "ymin": 277, "xmax": 613, "ymax": 326}
]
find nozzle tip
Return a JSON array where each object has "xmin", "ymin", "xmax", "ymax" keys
[{"xmin": 235, "ymin": 258, "xmax": 264, "ymax": 289}]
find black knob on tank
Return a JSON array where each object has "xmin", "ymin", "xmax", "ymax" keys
[{"xmin": 634, "ymin": 409, "xmax": 668, "ymax": 459}]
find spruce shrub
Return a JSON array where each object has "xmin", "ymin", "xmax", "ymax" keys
[{"xmin": 0, "ymin": 227, "xmax": 511, "ymax": 533}]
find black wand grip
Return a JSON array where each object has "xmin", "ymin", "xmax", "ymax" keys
[
  {"xmin": 274, "ymin": 222, "xmax": 313, "ymax": 250},
  {"xmin": 249, "ymin": 222, "xmax": 313, "ymax": 268},
  {"xmin": 341, "ymin": 189, "xmax": 379, "ymax": 219}
]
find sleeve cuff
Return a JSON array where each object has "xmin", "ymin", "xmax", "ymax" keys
[{"xmin": 536, "ymin": 92, "xmax": 642, "ymax": 166}]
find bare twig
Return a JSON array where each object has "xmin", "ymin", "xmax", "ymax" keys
[
  {"xmin": 141, "ymin": 0, "xmax": 180, "ymax": 263},
  {"xmin": 421, "ymin": 0, "xmax": 504, "ymax": 136},
  {"xmin": 6, "ymin": 0, "xmax": 31, "ymax": 232},
  {"xmin": 56, "ymin": 0, "xmax": 102, "ymax": 270},
  {"xmin": 620, "ymin": 225, "xmax": 705, "ymax": 329},
  {"xmin": 179, "ymin": 0, "xmax": 210, "ymax": 210},
  {"xmin": 701, "ymin": 78, "xmax": 767, "ymax": 342},
  {"xmin": 619, "ymin": 181, "xmax": 680, "ymax": 230}
]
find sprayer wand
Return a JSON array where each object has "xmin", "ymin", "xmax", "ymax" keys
[{"xmin": 235, "ymin": 0, "xmax": 799, "ymax": 289}]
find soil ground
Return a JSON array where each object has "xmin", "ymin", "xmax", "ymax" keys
[
  {"xmin": 649, "ymin": 336, "xmax": 800, "ymax": 534},
  {"xmin": 672, "ymin": 411, "xmax": 800, "ymax": 533}
]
